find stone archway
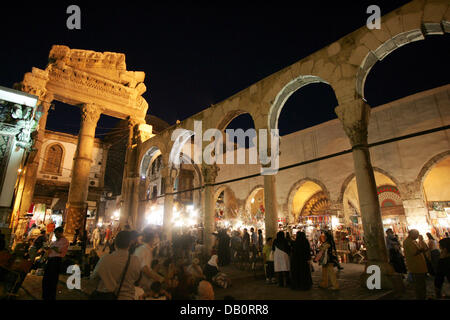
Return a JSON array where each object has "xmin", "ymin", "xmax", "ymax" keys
[
  {"xmin": 286, "ymin": 178, "xmax": 331, "ymax": 223},
  {"xmin": 268, "ymin": 75, "xmax": 332, "ymax": 130},
  {"xmin": 16, "ymin": 45, "xmax": 149, "ymax": 238},
  {"xmin": 419, "ymin": 151, "xmax": 450, "ymax": 238}
]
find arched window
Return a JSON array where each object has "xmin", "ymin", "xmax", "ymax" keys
[{"xmin": 43, "ymin": 144, "xmax": 63, "ymax": 175}]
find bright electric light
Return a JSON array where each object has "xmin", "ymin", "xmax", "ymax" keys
[
  {"xmin": 113, "ymin": 210, "xmax": 120, "ymax": 219},
  {"xmin": 174, "ymin": 220, "xmax": 183, "ymax": 228},
  {"xmin": 0, "ymin": 85, "xmax": 38, "ymax": 107},
  {"xmin": 146, "ymin": 206, "xmax": 164, "ymax": 226},
  {"xmin": 331, "ymin": 216, "xmax": 340, "ymax": 227}
]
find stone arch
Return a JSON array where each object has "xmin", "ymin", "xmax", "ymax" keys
[
  {"xmin": 286, "ymin": 178, "xmax": 331, "ymax": 222},
  {"xmin": 338, "ymin": 167, "xmax": 401, "ymax": 204},
  {"xmin": 268, "ymin": 75, "xmax": 334, "ymax": 130},
  {"xmin": 417, "ymin": 150, "xmax": 450, "ymax": 186},
  {"xmin": 177, "ymin": 152, "xmax": 203, "ymax": 208},
  {"xmin": 244, "ymin": 185, "xmax": 265, "ymax": 225},
  {"xmin": 139, "ymin": 146, "xmax": 162, "ymax": 178},
  {"xmin": 41, "ymin": 142, "xmax": 65, "ymax": 175},
  {"xmin": 213, "ymin": 185, "xmax": 239, "ymax": 220},
  {"xmin": 216, "ymin": 110, "xmax": 255, "ymax": 132},
  {"xmin": 354, "ymin": 1, "xmax": 450, "ymax": 99},
  {"xmin": 339, "ymin": 167, "xmax": 404, "ymax": 224}
]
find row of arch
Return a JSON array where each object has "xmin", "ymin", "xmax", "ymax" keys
[
  {"xmin": 138, "ymin": 3, "xmax": 449, "ymax": 172},
  {"xmin": 211, "ymin": 151, "xmax": 450, "ymax": 225}
]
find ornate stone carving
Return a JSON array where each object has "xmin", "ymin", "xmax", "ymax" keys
[
  {"xmin": 0, "ymin": 101, "xmax": 37, "ymax": 150},
  {"xmin": 49, "ymin": 45, "xmax": 127, "ymax": 72},
  {"xmin": 137, "ymin": 124, "xmax": 154, "ymax": 144},
  {"xmin": 19, "ymin": 67, "xmax": 49, "ymax": 98},
  {"xmin": 81, "ymin": 104, "xmax": 102, "ymax": 124},
  {"xmin": 202, "ymin": 164, "xmax": 219, "ymax": 185},
  {"xmin": 335, "ymin": 99, "xmax": 371, "ymax": 147}
]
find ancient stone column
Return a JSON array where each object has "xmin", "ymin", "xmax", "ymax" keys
[
  {"xmin": 336, "ymin": 100, "xmax": 401, "ymax": 290},
  {"xmin": 263, "ymin": 170, "xmax": 279, "ymax": 240},
  {"xmin": 162, "ymin": 165, "xmax": 175, "ymax": 242},
  {"xmin": 15, "ymin": 93, "xmax": 53, "ymax": 220},
  {"xmin": 398, "ymin": 181, "xmax": 430, "ymax": 234},
  {"xmin": 65, "ymin": 104, "xmax": 102, "ymax": 239},
  {"xmin": 120, "ymin": 118, "xmax": 145, "ymax": 229},
  {"xmin": 202, "ymin": 164, "xmax": 219, "ymax": 254}
]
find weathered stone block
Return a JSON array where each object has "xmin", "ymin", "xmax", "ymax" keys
[
  {"xmin": 423, "ymin": 2, "xmax": 448, "ymax": 22},
  {"xmin": 299, "ymin": 60, "xmax": 314, "ymax": 75},
  {"xmin": 348, "ymin": 45, "xmax": 371, "ymax": 66},
  {"xmin": 327, "ymin": 42, "xmax": 341, "ymax": 57},
  {"xmin": 384, "ymin": 13, "xmax": 404, "ymax": 37},
  {"xmin": 402, "ymin": 12, "xmax": 423, "ymax": 31},
  {"xmin": 359, "ymin": 31, "xmax": 383, "ymax": 51}
]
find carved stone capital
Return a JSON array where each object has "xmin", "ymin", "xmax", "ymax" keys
[
  {"xmin": 81, "ymin": 104, "xmax": 102, "ymax": 124},
  {"xmin": 19, "ymin": 67, "xmax": 49, "ymax": 98},
  {"xmin": 137, "ymin": 124, "xmax": 154, "ymax": 144},
  {"xmin": 202, "ymin": 164, "xmax": 219, "ymax": 184},
  {"xmin": 335, "ymin": 99, "xmax": 371, "ymax": 147}
]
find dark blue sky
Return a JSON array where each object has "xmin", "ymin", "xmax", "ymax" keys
[{"xmin": 0, "ymin": 1, "xmax": 448, "ymax": 138}]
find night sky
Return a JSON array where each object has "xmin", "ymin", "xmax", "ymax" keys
[{"xmin": 1, "ymin": 1, "xmax": 449, "ymax": 138}]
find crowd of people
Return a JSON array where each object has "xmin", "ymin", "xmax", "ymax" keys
[
  {"xmin": 89, "ymin": 226, "xmax": 224, "ymax": 300},
  {"xmin": 1, "ymin": 219, "xmax": 449, "ymax": 300},
  {"xmin": 385, "ymin": 228, "xmax": 450, "ymax": 299}
]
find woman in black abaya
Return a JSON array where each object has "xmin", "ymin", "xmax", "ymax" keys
[{"xmin": 290, "ymin": 231, "xmax": 313, "ymax": 290}]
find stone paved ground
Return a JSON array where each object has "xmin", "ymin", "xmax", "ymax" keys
[
  {"xmin": 12, "ymin": 263, "xmax": 390, "ymax": 300},
  {"xmin": 14, "ymin": 248, "xmax": 450, "ymax": 301}
]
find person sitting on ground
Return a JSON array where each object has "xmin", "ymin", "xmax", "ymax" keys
[
  {"xmin": 29, "ymin": 230, "xmax": 47, "ymax": 264},
  {"xmin": 203, "ymin": 254, "xmax": 230, "ymax": 288},
  {"xmin": 195, "ymin": 280, "xmax": 215, "ymax": 300},
  {"xmin": 88, "ymin": 249, "xmax": 100, "ymax": 273},
  {"xmin": 28, "ymin": 224, "xmax": 41, "ymax": 240},
  {"xmin": 151, "ymin": 259, "xmax": 165, "ymax": 278},
  {"xmin": 186, "ymin": 258, "xmax": 205, "ymax": 282},
  {"xmin": 142, "ymin": 281, "xmax": 171, "ymax": 300},
  {"xmin": 171, "ymin": 265, "xmax": 196, "ymax": 300},
  {"xmin": 434, "ymin": 238, "xmax": 450, "ymax": 299}
]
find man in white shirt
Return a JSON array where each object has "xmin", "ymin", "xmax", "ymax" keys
[
  {"xmin": 91, "ymin": 231, "xmax": 141, "ymax": 300},
  {"xmin": 134, "ymin": 228, "xmax": 164, "ymax": 290},
  {"xmin": 42, "ymin": 227, "xmax": 69, "ymax": 300}
]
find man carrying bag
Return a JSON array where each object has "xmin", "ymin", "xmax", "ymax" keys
[{"xmin": 90, "ymin": 231, "xmax": 141, "ymax": 300}]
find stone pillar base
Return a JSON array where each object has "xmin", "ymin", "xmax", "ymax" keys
[
  {"xmin": 359, "ymin": 261, "xmax": 405, "ymax": 293},
  {"xmin": 64, "ymin": 204, "xmax": 86, "ymax": 242}
]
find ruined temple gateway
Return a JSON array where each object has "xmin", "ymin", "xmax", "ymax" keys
[{"xmin": 13, "ymin": 0, "xmax": 450, "ymax": 289}]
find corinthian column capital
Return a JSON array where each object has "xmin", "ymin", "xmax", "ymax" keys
[
  {"xmin": 202, "ymin": 164, "xmax": 219, "ymax": 185},
  {"xmin": 335, "ymin": 99, "xmax": 371, "ymax": 147},
  {"xmin": 81, "ymin": 103, "xmax": 102, "ymax": 124}
]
